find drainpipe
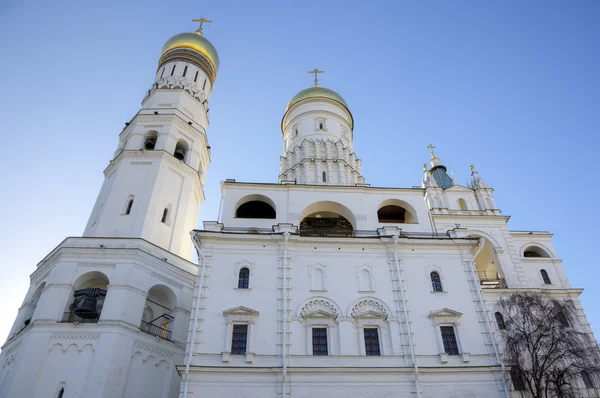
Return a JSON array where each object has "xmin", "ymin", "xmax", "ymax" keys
[
  {"xmin": 392, "ymin": 235, "xmax": 420, "ymax": 397},
  {"xmin": 469, "ymin": 238, "xmax": 510, "ymax": 398},
  {"xmin": 281, "ymin": 232, "xmax": 290, "ymax": 398},
  {"xmin": 183, "ymin": 234, "xmax": 207, "ymax": 398}
]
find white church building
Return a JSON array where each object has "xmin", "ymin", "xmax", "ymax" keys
[{"xmin": 0, "ymin": 22, "xmax": 597, "ymax": 398}]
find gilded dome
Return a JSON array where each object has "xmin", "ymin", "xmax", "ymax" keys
[
  {"xmin": 161, "ymin": 32, "xmax": 219, "ymax": 72},
  {"xmin": 286, "ymin": 87, "xmax": 349, "ymax": 112}
]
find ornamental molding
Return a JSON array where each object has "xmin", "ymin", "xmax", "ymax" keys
[
  {"xmin": 285, "ymin": 110, "xmax": 352, "ymax": 131},
  {"xmin": 299, "ymin": 298, "xmax": 339, "ymax": 319},
  {"xmin": 429, "ymin": 308, "xmax": 463, "ymax": 325},
  {"xmin": 132, "ymin": 341, "xmax": 174, "ymax": 360},
  {"xmin": 106, "ymin": 151, "xmax": 202, "ymax": 181},
  {"xmin": 34, "ymin": 247, "xmax": 195, "ymax": 286},
  {"xmin": 50, "ymin": 333, "xmax": 100, "ymax": 340},
  {"xmin": 350, "ymin": 299, "xmax": 388, "ymax": 320},
  {"xmin": 153, "ymin": 76, "xmax": 208, "ymax": 105},
  {"xmin": 223, "ymin": 306, "xmax": 259, "ymax": 324},
  {"xmin": 234, "ymin": 260, "xmax": 254, "ymax": 276}
]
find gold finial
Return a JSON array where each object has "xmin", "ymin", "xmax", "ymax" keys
[
  {"xmin": 192, "ymin": 18, "xmax": 212, "ymax": 35},
  {"xmin": 427, "ymin": 144, "xmax": 436, "ymax": 159},
  {"xmin": 470, "ymin": 164, "xmax": 475, "ymax": 172},
  {"xmin": 308, "ymin": 68, "xmax": 324, "ymax": 87},
  {"xmin": 423, "ymin": 163, "xmax": 428, "ymax": 170}
]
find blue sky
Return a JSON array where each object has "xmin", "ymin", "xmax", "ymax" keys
[{"xmin": 0, "ymin": 1, "xmax": 599, "ymax": 342}]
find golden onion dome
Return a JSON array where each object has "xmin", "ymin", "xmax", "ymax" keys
[
  {"xmin": 286, "ymin": 86, "xmax": 348, "ymax": 112},
  {"xmin": 160, "ymin": 31, "xmax": 219, "ymax": 74}
]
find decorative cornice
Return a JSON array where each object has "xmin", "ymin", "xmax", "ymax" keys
[
  {"xmin": 350, "ymin": 299, "xmax": 388, "ymax": 320},
  {"xmin": 133, "ymin": 341, "xmax": 175, "ymax": 360}
]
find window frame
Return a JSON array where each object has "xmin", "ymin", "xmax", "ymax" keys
[
  {"xmin": 231, "ymin": 324, "xmax": 248, "ymax": 355},
  {"xmin": 510, "ymin": 366, "xmax": 526, "ymax": 391},
  {"xmin": 581, "ymin": 370, "xmax": 595, "ymax": 389},
  {"xmin": 238, "ymin": 267, "xmax": 250, "ymax": 289},
  {"xmin": 311, "ymin": 327, "xmax": 329, "ymax": 356},
  {"xmin": 430, "ymin": 271, "xmax": 443, "ymax": 292},
  {"xmin": 222, "ymin": 306, "xmax": 259, "ymax": 362},
  {"xmin": 495, "ymin": 312, "xmax": 506, "ymax": 330},
  {"xmin": 540, "ymin": 269, "xmax": 552, "ymax": 285},
  {"xmin": 363, "ymin": 327, "xmax": 381, "ymax": 356},
  {"xmin": 440, "ymin": 325, "xmax": 460, "ymax": 355},
  {"xmin": 428, "ymin": 309, "xmax": 467, "ymax": 363}
]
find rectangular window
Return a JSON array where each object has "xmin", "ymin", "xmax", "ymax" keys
[
  {"xmin": 312, "ymin": 327, "xmax": 328, "ymax": 356},
  {"xmin": 194, "ymin": 70, "xmax": 199, "ymax": 82},
  {"xmin": 364, "ymin": 328, "xmax": 381, "ymax": 356},
  {"xmin": 183, "ymin": 65, "xmax": 188, "ymax": 77},
  {"xmin": 440, "ymin": 326, "xmax": 459, "ymax": 355},
  {"xmin": 231, "ymin": 324, "xmax": 248, "ymax": 355},
  {"xmin": 582, "ymin": 370, "xmax": 595, "ymax": 389},
  {"xmin": 511, "ymin": 366, "xmax": 526, "ymax": 391}
]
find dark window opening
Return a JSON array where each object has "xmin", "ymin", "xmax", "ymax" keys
[
  {"xmin": 160, "ymin": 68, "xmax": 165, "ymax": 79},
  {"xmin": 125, "ymin": 199, "xmax": 134, "ymax": 215},
  {"xmin": 524, "ymin": 246, "xmax": 550, "ymax": 258},
  {"xmin": 194, "ymin": 70, "xmax": 199, "ymax": 82},
  {"xmin": 299, "ymin": 213, "xmax": 353, "ymax": 237},
  {"xmin": 319, "ymin": 123, "xmax": 324, "ymax": 129},
  {"xmin": 312, "ymin": 328, "xmax": 328, "ymax": 356},
  {"xmin": 431, "ymin": 272, "xmax": 443, "ymax": 292},
  {"xmin": 377, "ymin": 205, "xmax": 407, "ymax": 223},
  {"xmin": 144, "ymin": 135, "xmax": 157, "ymax": 150},
  {"xmin": 161, "ymin": 208, "xmax": 168, "ymax": 223},
  {"xmin": 495, "ymin": 312, "xmax": 506, "ymax": 330},
  {"xmin": 235, "ymin": 201, "xmax": 276, "ymax": 219},
  {"xmin": 231, "ymin": 324, "xmax": 248, "ymax": 355},
  {"xmin": 524, "ymin": 250, "xmax": 541, "ymax": 258},
  {"xmin": 440, "ymin": 326, "xmax": 459, "ymax": 355},
  {"xmin": 322, "ymin": 171, "xmax": 327, "ymax": 182},
  {"xmin": 238, "ymin": 268, "xmax": 250, "ymax": 289},
  {"xmin": 364, "ymin": 328, "xmax": 381, "ymax": 356},
  {"xmin": 57, "ymin": 387, "xmax": 65, "ymax": 398},
  {"xmin": 557, "ymin": 312, "xmax": 569, "ymax": 327},
  {"xmin": 203, "ymin": 79, "xmax": 207, "ymax": 90},
  {"xmin": 582, "ymin": 370, "xmax": 595, "ymax": 389},
  {"xmin": 171, "ymin": 64, "xmax": 176, "ymax": 76},
  {"xmin": 511, "ymin": 366, "xmax": 526, "ymax": 391},
  {"xmin": 174, "ymin": 142, "xmax": 188, "ymax": 161},
  {"xmin": 183, "ymin": 65, "xmax": 188, "ymax": 77},
  {"xmin": 541, "ymin": 269, "xmax": 552, "ymax": 284}
]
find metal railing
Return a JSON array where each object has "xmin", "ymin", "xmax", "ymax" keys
[
  {"xmin": 477, "ymin": 271, "xmax": 507, "ymax": 289},
  {"xmin": 140, "ymin": 321, "xmax": 172, "ymax": 341},
  {"xmin": 59, "ymin": 311, "xmax": 101, "ymax": 324}
]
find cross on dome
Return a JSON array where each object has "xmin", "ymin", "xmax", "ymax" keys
[
  {"xmin": 308, "ymin": 68, "xmax": 324, "ymax": 87},
  {"xmin": 192, "ymin": 17, "xmax": 212, "ymax": 35}
]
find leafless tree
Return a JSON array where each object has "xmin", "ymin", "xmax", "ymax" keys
[{"xmin": 497, "ymin": 292, "xmax": 600, "ymax": 397}]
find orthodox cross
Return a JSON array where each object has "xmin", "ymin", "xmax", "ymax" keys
[
  {"xmin": 427, "ymin": 144, "xmax": 436, "ymax": 158},
  {"xmin": 192, "ymin": 18, "xmax": 212, "ymax": 34},
  {"xmin": 308, "ymin": 68, "xmax": 324, "ymax": 87}
]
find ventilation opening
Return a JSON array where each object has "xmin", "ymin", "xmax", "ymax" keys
[
  {"xmin": 236, "ymin": 201, "xmax": 276, "ymax": 219},
  {"xmin": 378, "ymin": 205, "xmax": 406, "ymax": 223},
  {"xmin": 161, "ymin": 208, "xmax": 169, "ymax": 224},
  {"xmin": 125, "ymin": 197, "xmax": 134, "ymax": 215}
]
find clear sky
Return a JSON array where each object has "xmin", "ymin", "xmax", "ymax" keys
[{"xmin": 0, "ymin": 0, "xmax": 599, "ymax": 343}]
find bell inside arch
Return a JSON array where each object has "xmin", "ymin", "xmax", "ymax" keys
[
  {"xmin": 75, "ymin": 296, "xmax": 99, "ymax": 319},
  {"xmin": 174, "ymin": 146, "xmax": 187, "ymax": 161}
]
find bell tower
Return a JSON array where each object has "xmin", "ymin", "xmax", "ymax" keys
[{"xmin": 83, "ymin": 21, "xmax": 219, "ymax": 261}]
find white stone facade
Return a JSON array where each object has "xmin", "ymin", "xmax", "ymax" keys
[{"xmin": 1, "ymin": 25, "xmax": 598, "ymax": 398}]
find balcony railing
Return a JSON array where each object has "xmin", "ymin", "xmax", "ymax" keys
[
  {"xmin": 477, "ymin": 271, "xmax": 507, "ymax": 289},
  {"xmin": 140, "ymin": 321, "xmax": 172, "ymax": 341},
  {"xmin": 59, "ymin": 311, "xmax": 101, "ymax": 324}
]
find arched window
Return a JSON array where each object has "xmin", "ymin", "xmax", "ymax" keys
[
  {"xmin": 582, "ymin": 370, "xmax": 595, "ymax": 388},
  {"xmin": 125, "ymin": 197, "xmax": 134, "ymax": 215},
  {"xmin": 322, "ymin": 171, "xmax": 327, "ymax": 183},
  {"xmin": 141, "ymin": 285, "xmax": 176, "ymax": 341},
  {"xmin": 458, "ymin": 198, "xmax": 468, "ymax": 211},
  {"xmin": 431, "ymin": 272, "xmax": 443, "ymax": 292},
  {"xmin": 540, "ymin": 269, "xmax": 551, "ymax": 284},
  {"xmin": 143, "ymin": 132, "xmax": 158, "ymax": 150},
  {"xmin": 511, "ymin": 366, "xmax": 526, "ymax": 391},
  {"xmin": 524, "ymin": 246, "xmax": 550, "ymax": 258},
  {"xmin": 236, "ymin": 200, "xmax": 276, "ymax": 219},
  {"xmin": 557, "ymin": 311, "xmax": 569, "ymax": 327},
  {"xmin": 161, "ymin": 208, "xmax": 169, "ymax": 224},
  {"xmin": 495, "ymin": 312, "xmax": 506, "ymax": 330},
  {"xmin": 174, "ymin": 140, "xmax": 188, "ymax": 162},
  {"xmin": 238, "ymin": 267, "xmax": 250, "ymax": 289}
]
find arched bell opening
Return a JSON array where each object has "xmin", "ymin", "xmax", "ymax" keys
[
  {"xmin": 143, "ymin": 131, "xmax": 158, "ymax": 150},
  {"xmin": 140, "ymin": 285, "xmax": 177, "ymax": 341},
  {"xmin": 523, "ymin": 245, "xmax": 550, "ymax": 258},
  {"xmin": 19, "ymin": 282, "xmax": 46, "ymax": 331},
  {"xmin": 377, "ymin": 199, "xmax": 418, "ymax": 224},
  {"xmin": 470, "ymin": 237, "xmax": 505, "ymax": 289},
  {"xmin": 174, "ymin": 139, "xmax": 189, "ymax": 162},
  {"xmin": 299, "ymin": 201, "xmax": 357, "ymax": 237},
  {"xmin": 62, "ymin": 272, "xmax": 110, "ymax": 323}
]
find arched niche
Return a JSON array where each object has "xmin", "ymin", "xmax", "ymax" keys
[
  {"xmin": 458, "ymin": 198, "xmax": 468, "ymax": 211},
  {"xmin": 235, "ymin": 194, "xmax": 277, "ymax": 219},
  {"xmin": 299, "ymin": 201, "xmax": 356, "ymax": 236},
  {"xmin": 141, "ymin": 284, "xmax": 178, "ymax": 341},
  {"xmin": 66, "ymin": 271, "xmax": 111, "ymax": 322},
  {"xmin": 377, "ymin": 199, "xmax": 418, "ymax": 224},
  {"xmin": 143, "ymin": 130, "xmax": 158, "ymax": 150},
  {"xmin": 468, "ymin": 235, "xmax": 504, "ymax": 288},
  {"xmin": 522, "ymin": 245, "xmax": 551, "ymax": 258}
]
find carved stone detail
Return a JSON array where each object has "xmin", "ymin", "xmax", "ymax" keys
[
  {"xmin": 350, "ymin": 299, "xmax": 388, "ymax": 319},
  {"xmin": 299, "ymin": 299, "xmax": 339, "ymax": 318}
]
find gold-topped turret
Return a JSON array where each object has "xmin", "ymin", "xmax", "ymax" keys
[{"xmin": 159, "ymin": 18, "xmax": 219, "ymax": 84}]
